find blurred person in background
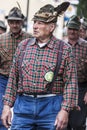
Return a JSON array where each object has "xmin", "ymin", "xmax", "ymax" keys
[
  {"xmin": 66, "ymin": 15, "xmax": 87, "ymax": 130},
  {"xmin": 80, "ymin": 17, "xmax": 87, "ymax": 40},
  {"xmin": 0, "ymin": 20, "xmax": 7, "ymax": 34},
  {"xmin": 1, "ymin": 2, "xmax": 79, "ymax": 130},
  {"xmin": 0, "ymin": 6, "xmax": 32, "ymax": 130}
]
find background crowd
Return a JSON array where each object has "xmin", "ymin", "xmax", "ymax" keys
[{"xmin": 0, "ymin": 1, "xmax": 87, "ymax": 130}]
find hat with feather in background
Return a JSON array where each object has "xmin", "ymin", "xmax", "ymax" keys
[
  {"xmin": 32, "ymin": 2, "xmax": 70, "ymax": 23},
  {"xmin": 66, "ymin": 15, "xmax": 81, "ymax": 30},
  {"xmin": 5, "ymin": 7, "xmax": 25, "ymax": 21}
]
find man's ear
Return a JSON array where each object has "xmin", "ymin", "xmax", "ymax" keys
[{"xmin": 49, "ymin": 23, "xmax": 56, "ymax": 32}]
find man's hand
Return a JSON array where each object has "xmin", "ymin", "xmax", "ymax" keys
[
  {"xmin": 84, "ymin": 92, "xmax": 87, "ymax": 104},
  {"xmin": 1, "ymin": 105, "xmax": 12, "ymax": 128},
  {"xmin": 54, "ymin": 109, "xmax": 69, "ymax": 130}
]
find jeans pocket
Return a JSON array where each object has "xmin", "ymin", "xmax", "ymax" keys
[
  {"xmin": 13, "ymin": 95, "xmax": 35, "ymax": 116},
  {"xmin": 52, "ymin": 95, "xmax": 63, "ymax": 112}
]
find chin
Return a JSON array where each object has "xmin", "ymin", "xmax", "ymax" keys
[{"xmin": 33, "ymin": 34, "xmax": 39, "ymax": 38}]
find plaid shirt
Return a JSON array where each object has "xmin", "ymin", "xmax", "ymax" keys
[
  {"xmin": 0, "ymin": 31, "xmax": 32, "ymax": 77},
  {"xmin": 4, "ymin": 35, "xmax": 78, "ymax": 111},
  {"xmin": 69, "ymin": 38, "xmax": 87, "ymax": 83}
]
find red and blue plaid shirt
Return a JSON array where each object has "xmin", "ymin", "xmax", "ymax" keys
[
  {"xmin": 0, "ymin": 31, "xmax": 32, "ymax": 76},
  {"xmin": 69, "ymin": 38, "xmax": 87, "ymax": 83},
  {"xmin": 4, "ymin": 35, "xmax": 78, "ymax": 111}
]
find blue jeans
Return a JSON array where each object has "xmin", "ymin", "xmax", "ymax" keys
[
  {"xmin": 0, "ymin": 75, "xmax": 8, "ymax": 130},
  {"xmin": 11, "ymin": 94, "xmax": 63, "ymax": 130}
]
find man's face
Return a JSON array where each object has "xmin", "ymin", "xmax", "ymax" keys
[
  {"xmin": 33, "ymin": 20, "xmax": 55, "ymax": 42},
  {"xmin": 0, "ymin": 28, "xmax": 6, "ymax": 34},
  {"xmin": 80, "ymin": 27, "xmax": 87, "ymax": 39},
  {"xmin": 8, "ymin": 20, "xmax": 23, "ymax": 34},
  {"xmin": 67, "ymin": 28, "xmax": 79, "ymax": 41}
]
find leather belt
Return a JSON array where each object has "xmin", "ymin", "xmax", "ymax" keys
[
  {"xmin": 23, "ymin": 93, "xmax": 56, "ymax": 98},
  {"xmin": 0, "ymin": 74, "xmax": 8, "ymax": 78}
]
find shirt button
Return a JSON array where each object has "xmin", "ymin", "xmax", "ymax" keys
[
  {"xmin": 33, "ymin": 83, "xmax": 36, "ymax": 86},
  {"xmin": 36, "ymin": 58, "xmax": 39, "ymax": 61}
]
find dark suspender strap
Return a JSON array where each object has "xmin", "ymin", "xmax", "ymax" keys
[
  {"xmin": 47, "ymin": 41, "xmax": 64, "ymax": 93},
  {"xmin": 19, "ymin": 39, "xmax": 29, "ymax": 66},
  {"xmin": 19, "ymin": 38, "xmax": 35, "ymax": 68},
  {"xmin": 19, "ymin": 39, "xmax": 30, "ymax": 85},
  {"xmin": 19, "ymin": 38, "xmax": 35, "ymax": 86}
]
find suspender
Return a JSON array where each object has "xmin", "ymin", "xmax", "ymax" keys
[
  {"xmin": 19, "ymin": 39, "xmax": 30, "ymax": 68},
  {"xmin": 19, "ymin": 39, "xmax": 64, "ymax": 93},
  {"xmin": 47, "ymin": 41, "xmax": 64, "ymax": 93},
  {"xmin": 19, "ymin": 38, "xmax": 31, "ymax": 87}
]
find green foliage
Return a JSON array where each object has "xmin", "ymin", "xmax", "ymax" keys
[{"xmin": 77, "ymin": 0, "xmax": 87, "ymax": 18}]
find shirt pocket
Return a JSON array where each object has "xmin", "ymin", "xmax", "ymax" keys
[
  {"xmin": 41, "ymin": 62, "xmax": 56, "ymax": 83},
  {"xmin": 21, "ymin": 60, "xmax": 56, "ymax": 83},
  {"xmin": 21, "ymin": 59, "xmax": 32, "ymax": 77}
]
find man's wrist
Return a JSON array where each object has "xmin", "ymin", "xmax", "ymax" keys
[
  {"xmin": 3, "ymin": 105, "xmax": 11, "ymax": 109},
  {"xmin": 61, "ymin": 108, "xmax": 70, "ymax": 114}
]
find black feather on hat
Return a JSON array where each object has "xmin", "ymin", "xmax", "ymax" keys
[
  {"xmin": 54, "ymin": 2, "xmax": 70, "ymax": 16},
  {"xmin": 32, "ymin": 2, "xmax": 70, "ymax": 23}
]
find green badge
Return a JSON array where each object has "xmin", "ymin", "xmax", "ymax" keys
[{"xmin": 45, "ymin": 71, "xmax": 54, "ymax": 82}]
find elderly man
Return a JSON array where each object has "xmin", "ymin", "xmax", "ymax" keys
[
  {"xmin": 0, "ymin": 7, "xmax": 32, "ymax": 130},
  {"xmin": 66, "ymin": 15, "xmax": 87, "ymax": 130},
  {"xmin": 1, "ymin": 2, "xmax": 79, "ymax": 130}
]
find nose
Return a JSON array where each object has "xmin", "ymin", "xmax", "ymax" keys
[{"xmin": 12, "ymin": 23, "xmax": 17, "ymax": 27}]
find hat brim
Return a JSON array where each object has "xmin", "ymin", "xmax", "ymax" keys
[
  {"xmin": 5, "ymin": 16, "xmax": 23, "ymax": 21},
  {"xmin": 32, "ymin": 16, "xmax": 57, "ymax": 23},
  {"xmin": 68, "ymin": 27, "xmax": 79, "ymax": 30},
  {"xmin": 67, "ymin": 23, "xmax": 80, "ymax": 30}
]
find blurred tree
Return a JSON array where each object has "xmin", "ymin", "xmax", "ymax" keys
[{"xmin": 77, "ymin": 0, "xmax": 87, "ymax": 18}]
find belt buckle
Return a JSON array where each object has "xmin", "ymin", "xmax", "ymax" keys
[{"xmin": 33, "ymin": 93, "xmax": 37, "ymax": 98}]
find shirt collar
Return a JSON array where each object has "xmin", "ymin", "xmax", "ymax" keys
[
  {"xmin": 30, "ymin": 35, "xmax": 56, "ymax": 49},
  {"xmin": 10, "ymin": 30, "xmax": 22, "ymax": 38},
  {"xmin": 68, "ymin": 37, "xmax": 87, "ymax": 46},
  {"xmin": 47, "ymin": 35, "xmax": 56, "ymax": 49}
]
